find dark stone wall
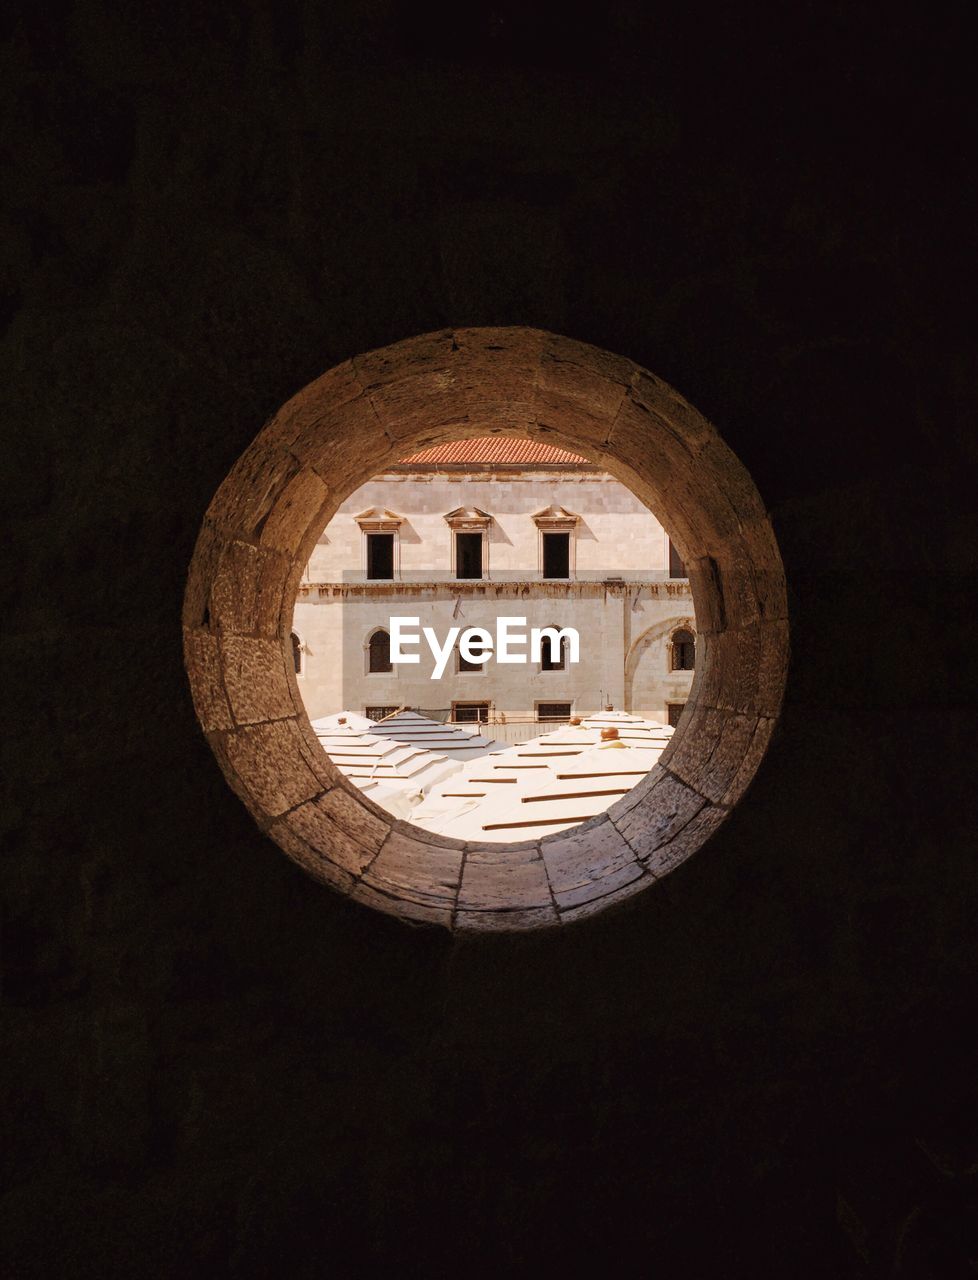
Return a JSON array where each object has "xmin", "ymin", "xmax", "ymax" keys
[{"xmin": 3, "ymin": 4, "xmax": 975, "ymax": 1275}]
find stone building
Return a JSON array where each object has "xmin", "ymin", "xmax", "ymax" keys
[{"xmin": 292, "ymin": 438, "xmax": 696, "ymax": 729}]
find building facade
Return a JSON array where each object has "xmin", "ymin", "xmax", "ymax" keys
[{"xmin": 292, "ymin": 439, "xmax": 695, "ymax": 728}]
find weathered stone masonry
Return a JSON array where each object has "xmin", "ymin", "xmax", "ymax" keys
[{"xmin": 183, "ymin": 328, "xmax": 789, "ymax": 930}]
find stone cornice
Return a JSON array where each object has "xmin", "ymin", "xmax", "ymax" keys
[{"xmin": 296, "ymin": 579, "xmax": 693, "ymax": 600}]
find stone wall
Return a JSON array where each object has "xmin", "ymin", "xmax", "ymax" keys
[
  {"xmin": 3, "ymin": 4, "xmax": 975, "ymax": 1277},
  {"xmin": 294, "ymin": 580, "xmax": 694, "ymax": 721},
  {"xmin": 306, "ymin": 467, "xmax": 673, "ymax": 581},
  {"xmin": 294, "ymin": 467, "xmax": 694, "ymax": 720}
]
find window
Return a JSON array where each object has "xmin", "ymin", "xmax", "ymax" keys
[
  {"xmin": 366, "ymin": 532, "xmax": 394, "ymax": 580},
  {"xmin": 366, "ymin": 705, "xmax": 399, "ymax": 721},
  {"xmin": 452, "ymin": 701, "xmax": 490, "ymax": 724},
  {"xmin": 668, "ymin": 538, "xmax": 687, "ymax": 578},
  {"xmin": 355, "ymin": 508, "xmax": 402, "ymax": 579},
  {"xmin": 667, "ymin": 702, "xmax": 686, "ymax": 728},
  {"xmin": 445, "ymin": 507, "xmax": 491, "ymax": 578},
  {"xmin": 456, "ymin": 645, "xmax": 483, "ymax": 673},
  {"xmin": 290, "ymin": 631, "xmax": 303, "ymax": 675},
  {"xmin": 537, "ymin": 702, "xmax": 572, "ymax": 721},
  {"xmin": 542, "ymin": 531, "xmax": 570, "ymax": 579},
  {"xmin": 533, "ymin": 505, "xmax": 578, "ymax": 578},
  {"xmin": 671, "ymin": 628, "xmax": 695, "ymax": 671},
  {"xmin": 540, "ymin": 626, "xmax": 567, "ymax": 671},
  {"xmin": 368, "ymin": 629, "xmax": 392, "ymax": 673},
  {"xmin": 455, "ymin": 531, "xmax": 483, "ymax": 579}
]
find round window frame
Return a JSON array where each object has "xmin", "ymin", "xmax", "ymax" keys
[{"xmin": 183, "ymin": 328, "xmax": 789, "ymax": 931}]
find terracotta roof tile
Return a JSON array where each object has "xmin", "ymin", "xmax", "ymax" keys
[{"xmin": 397, "ymin": 437, "xmax": 588, "ymax": 466}]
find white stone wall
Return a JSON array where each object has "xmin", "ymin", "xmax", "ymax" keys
[
  {"xmin": 293, "ymin": 468, "xmax": 695, "ymax": 722},
  {"xmin": 305, "ymin": 469, "xmax": 672, "ymax": 583}
]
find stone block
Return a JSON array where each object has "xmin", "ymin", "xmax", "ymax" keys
[
  {"xmin": 714, "ymin": 539, "xmax": 764, "ymax": 632},
  {"xmin": 455, "ymin": 904, "xmax": 558, "ymax": 932},
  {"xmin": 220, "ymin": 635, "xmax": 294, "ymax": 725},
  {"xmin": 292, "ymin": 715, "xmax": 345, "ymax": 790},
  {"xmin": 263, "ymin": 358, "xmax": 365, "ymax": 451},
  {"xmin": 608, "ymin": 388, "xmax": 699, "ymax": 481},
  {"xmin": 607, "ymin": 397, "xmax": 741, "ymax": 555},
  {"xmin": 206, "ymin": 439, "xmax": 302, "ymax": 541},
  {"xmin": 739, "ymin": 517, "xmax": 789, "ymax": 622},
  {"xmin": 756, "ymin": 619, "xmax": 790, "ymax": 717},
  {"xmin": 353, "ymin": 327, "xmax": 542, "ymax": 446},
  {"xmin": 183, "ymin": 627, "xmax": 233, "ymax": 732},
  {"xmin": 541, "ymin": 818, "xmax": 644, "ymax": 909},
  {"xmin": 705, "ymin": 620, "xmax": 787, "ymax": 718},
  {"xmin": 353, "ymin": 329, "xmax": 456, "ymax": 387},
  {"xmin": 645, "ymin": 802, "xmax": 728, "ymax": 878},
  {"xmin": 268, "ymin": 818, "xmax": 357, "ymax": 895},
  {"xmin": 315, "ymin": 784, "xmax": 390, "ymax": 854},
  {"xmin": 605, "ymin": 768, "xmax": 663, "ymax": 821},
  {"xmin": 536, "ymin": 335, "xmax": 633, "ymax": 444},
  {"xmin": 350, "ymin": 880, "xmax": 453, "ymax": 929},
  {"xmin": 458, "ymin": 846, "xmax": 551, "ymax": 912},
  {"xmin": 258, "ymin": 467, "xmax": 329, "ymax": 555},
  {"xmin": 182, "ymin": 521, "xmax": 228, "ymax": 630},
  {"xmin": 660, "ymin": 704, "xmax": 727, "ymax": 788},
  {"xmin": 223, "ymin": 719, "xmax": 323, "ymax": 818},
  {"xmin": 558, "ymin": 875, "xmax": 650, "ymax": 924},
  {"xmin": 209, "ymin": 540, "xmax": 291, "ymax": 637},
  {"xmin": 628, "ymin": 367, "xmax": 717, "ymax": 452},
  {"xmin": 721, "ymin": 716, "xmax": 776, "ymax": 806},
  {"xmin": 366, "ymin": 371, "xmax": 475, "ymax": 441},
  {"xmin": 362, "ymin": 828, "xmax": 462, "ymax": 909},
  {"xmin": 442, "ymin": 326, "xmax": 546, "ymax": 430},
  {"xmin": 696, "ymin": 437, "xmax": 767, "ymax": 526},
  {"xmin": 687, "ymin": 641, "xmax": 722, "ymax": 709},
  {"xmin": 613, "ymin": 771, "xmax": 705, "ymax": 861},
  {"xmin": 289, "ymin": 392, "xmax": 397, "ymax": 485},
  {"xmin": 703, "ymin": 628, "xmax": 757, "ymax": 715},
  {"xmin": 282, "ymin": 793, "xmax": 377, "ymax": 876},
  {"xmin": 697, "ymin": 713, "xmax": 757, "ymax": 802},
  {"xmin": 686, "ymin": 556, "xmax": 726, "ymax": 635}
]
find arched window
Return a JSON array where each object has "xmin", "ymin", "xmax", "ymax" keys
[
  {"xmin": 290, "ymin": 631, "xmax": 303, "ymax": 676},
  {"xmin": 456, "ymin": 645, "xmax": 482, "ymax": 673},
  {"xmin": 368, "ymin": 629, "xmax": 392, "ymax": 674},
  {"xmin": 671, "ymin": 628, "xmax": 695, "ymax": 671},
  {"xmin": 540, "ymin": 626, "xmax": 567, "ymax": 671}
]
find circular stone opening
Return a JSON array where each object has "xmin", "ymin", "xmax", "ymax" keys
[{"xmin": 183, "ymin": 328, "xmax": 789, "ymax": 931}]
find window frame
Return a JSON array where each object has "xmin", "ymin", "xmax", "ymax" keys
[
  {"xmin": 536, "ymin": 700, "xmax": 573, "ymax": 722},
  {"xmin": 453, "ymin": 530, "xmax": 484, "ymax": 581},
  {"xmin": 541, "ymin": 530, "xmax": 571, "ymax": 580},
  {"xmin": 355, "ymin": 508, "xmax": 403, "ymax": 581},
  {"xmin": 365, "ymin": 705, "xmax": 399, "ymax": 721},
  {"xmin": 366, "ymin": 627, "xmax": 394, "ymax": 676},
  {"xmin": 451, "ymin": 701, "xmax": 491, "ymax": 724},
  {"xmin": 455, "ymin": 642, "xmax": 486, "ymax": 674},
  {"xmin": 539, "ymin": 624, "xmax": 568, "ymax": 672},
  {"xmin": 365, "ymin": 531, "xmax": 396, "ymax": 581},
  {"xmin": 533, "ymin": 506, "xmax": 579, "ymax": 580},
  {"xmin": 669, "ymin": 627, "xmax": 696, "ymax": 672},
  {"xmin": 444, "ymin": 508, "xmax": 492, "ymax": 581}
]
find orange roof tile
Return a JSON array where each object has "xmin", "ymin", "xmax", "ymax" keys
[{"xmin": 397, "ymin": 437, "xmax": 588, "ymax": 466}]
